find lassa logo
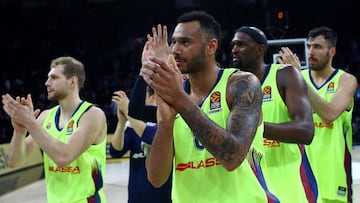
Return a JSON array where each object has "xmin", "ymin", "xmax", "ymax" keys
[
  {"xmin": 263, "ymin": 138, "xmax": 280, "ymax": 147},
  {"xmin": 176, "ymin": 157, "xmax": 221, "ymax": 171},
  {"xmin": 49, "ymin": 165, "xmax": 80, "ymax": 174},
  {"xmin": 314, "ymin": 122, "xmax": 333, "ymax": 129}
]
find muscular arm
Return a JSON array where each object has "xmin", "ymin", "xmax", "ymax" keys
[
  {"xmin": 179, "ymin": 72, "xmax": 262, "ymax": 171},
  {"xmin": 264, "ymin": 66, "xmax": 314, "ymax": 144},
  {"xmin": 307, "ymin": 73, "xmax": 357, "ymax": 123},
  {"xmin": 142, "ymin": 57, "xmax": 263, "ymax": 173}
]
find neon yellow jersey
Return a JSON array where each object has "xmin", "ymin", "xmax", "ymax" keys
[
  {"xmin": 302, "ymin": 68, "xmax": 353, "ymax": 202},
  {"xmin": 42, "ymin": 101, "xmax": 107, "ymax": 203},
  {"xmin": 261, "ymin": 64, "xmax": 319, "ymax": 203},
  {"xmin": 172, "ymin": 68, "xmax": 268, "ymax": 203}
]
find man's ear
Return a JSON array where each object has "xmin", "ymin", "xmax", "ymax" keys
[
  {"xmin": 257, "ymin": 44, "xmax": 266, "ymax": 57},
  {"xmin": 207, "ymin": 39, "xmax": 218, "ymax": 55},
  {"xmin": 70, "ymin": 76, "xmax": 78, "ymax": 88},
  {"xmin": 329, "ymin": 47, "xmax": 336, "ymax": 57}
]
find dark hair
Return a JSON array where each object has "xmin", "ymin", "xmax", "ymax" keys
[
  {"xmin": 50, "ymin": 56, "xmax": 85, "ymax": 89},
  {"xmin": 308, "ymin": 26, "xmax": 337, "ymax": 48},
  {"xmin": 177, "ymin": 10, "xmax": 222, "ymax": 48}
]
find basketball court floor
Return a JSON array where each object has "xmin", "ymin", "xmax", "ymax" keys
[{"xmin": 1, "ymin": 147, "xmax": 360, "ymax": 203}]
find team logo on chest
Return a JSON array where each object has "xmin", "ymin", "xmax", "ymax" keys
[
  {"xmin": 209, "ymin": 91, "xmax": 222, "ymax": 114},
  {"xmin": 66, "ymin": 120, "xmax": 75, "ymax": 135},
  {"xmin": 326, "ymin": 82, "xmax": 335, "ymax": 94},
  {"xmin": 263, "ymin": 86, "xmax": 272, "ymax": 102}
]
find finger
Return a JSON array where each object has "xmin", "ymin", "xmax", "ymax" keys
[
  {"xmin": 142, "ymin": 61, "xmax": 160, "ymax": 73},
  {"xmin": 112, "ymin": 97, "xmax": 121, "ymax": 103},
  {"xmin": 20, "ymin": 97, "xmax": 25, "ymax": 104},
  {"xmin": 277, "ymin": 57, "xmax": 284, "ymax": 64},
  {"xmin": 163, "ymin": 25, "xmax": 168, "ymax": 42},
  {"xmin": 146, "ymin": 34, "xmax": 153, "ymax": 42},
  {"xmin": 142, "ymin": 75, "xmax": 153, "ymax": 87},
  {"xmin": 113, "ymin": 90, "xmax": 121, "ymax": 95},
  {"xmin": 157, "ymin": 24, "xmax": 162, "ymax": 40},
  {"xmin": 150, "ymin": 57, "xmax": 169, "ymax": 71},
  {"xmin": 152, "ymin": 26, "xmax": 158, "ymax": 42},
  {"xmin": 118, "ymin": 91, "xmax": 127, "ymax": 97},
  {"xmin": 33, "ymin": 109, "xmax": 41, "ymax": 118},
  {"xmin": 285, "ymin": 47, "xmax": 294, "ymax": 55},
  {"xmin": 168, "ymin": 54, "xmax": 179, "ymax": 70},
  {"xmin": 27, "ymin": 94, "xmax": 34, "ymax": 108},
  {"xmin": 3, "ymin": 95, "xmax": 17, "ymax": 116}
]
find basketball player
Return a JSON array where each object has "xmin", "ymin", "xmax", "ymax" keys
[
  {"xmin": 109, "ymin": 88, "xmax": 171, "ymax": 203},
  {"xmin": 231, "ymin": 26, "xmax": 319, "ymax": 203},
  {"xmin": 2, "ymin": 56, "xmax": 107, "ymax": 203},
  {"xmin": 278, "ymin": 26, "xmax": 357, "ymax": 203},
  {"xmin": 141, "ymin": 11, "xmax": 269, "ymax": 202}
]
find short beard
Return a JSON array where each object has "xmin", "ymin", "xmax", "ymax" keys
[{"xmin": 186, "ymin": 45, "xmax": 207, "ymax": 73}]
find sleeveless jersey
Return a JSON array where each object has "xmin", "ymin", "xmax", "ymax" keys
[
  {"xmin": 172, "ymin": 68, "xmax": 268, "ymax": 203},
  {"xmin": 302, "ymin": 69, "xmax": 353, "ymax": 202},
  {"xmin": 42, "ymin": 101, "xmax": 107, "ymax": 203},
  {"xmin": 261, "ymin": 64, "xmax": 319, "ymax": 203},
  {"xmin": 248, "ymin": 121, "xmax": 281, "ymax": 203}
]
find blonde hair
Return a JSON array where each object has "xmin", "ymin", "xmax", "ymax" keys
[{"xmin": 50, "ymin": 56, "xmax": 85, "ymax": 89}]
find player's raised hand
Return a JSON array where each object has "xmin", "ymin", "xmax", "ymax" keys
[
  {"xmin": 278, "ymin": 47, "xmax": 301, "ymax": 70},
  {"xmin": 2, "ymin": 94, "xmax": 40, "ymax": 134},
  {"xmin": 147, "ymin": 24, "xmax": 170, "ymax": 62}
]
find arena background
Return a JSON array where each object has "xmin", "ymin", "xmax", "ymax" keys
[{"xmin": 0, "ymin": 0, "xmax": 359, "ymax": 202}]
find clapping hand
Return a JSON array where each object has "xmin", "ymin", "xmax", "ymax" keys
[{"xmin": 278, "ymin": 47, "xmax": 302, "ymax": 70}]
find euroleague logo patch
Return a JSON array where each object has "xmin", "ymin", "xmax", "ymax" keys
[
  {"xmin": 209, "ymin": 91, "xmax": 222, "ymax": 114},
  {"xmin": 327, "ymin": 82, "xmax": 335, "ymax": 94},
  {"xmin": 66, "ymin": 120, "xmax": 74, "ymax": 135},
  {"xmin": 263, "ymin": 86, "xmax": 272, "ymax": 102}
]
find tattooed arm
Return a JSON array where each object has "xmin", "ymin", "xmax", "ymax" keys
[
  {"xmin": 178, "ymin": 71, "xmax": 262, "ymax": 171},
  {"xmin": 143, "ymin": 57, "xmax": 261, "ymax": 179}
]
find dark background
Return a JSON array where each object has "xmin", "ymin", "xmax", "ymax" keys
[{"xmin": 1, "ymin": 0, "xmax": 360, "ymax": 144}]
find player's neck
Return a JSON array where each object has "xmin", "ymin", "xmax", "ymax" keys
[
  {"xmin": 188, "ymin": 64, "xmax": 220, "ymax": 97},
  {"xmin": 311, "ymin": 65, "xmax": 335, "ymax": 80},
  {"xmin": 58, "ymin": 94, "xmax": 83, "ymax": 118}
]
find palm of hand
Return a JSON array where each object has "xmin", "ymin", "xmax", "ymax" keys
[
  {"xmin": 150, "ymin": 40, "xmax": 170, "ymax": 62},
  {"xmin": 147, "ymin": 24, "xmax": 170, "ymax": 62}
]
